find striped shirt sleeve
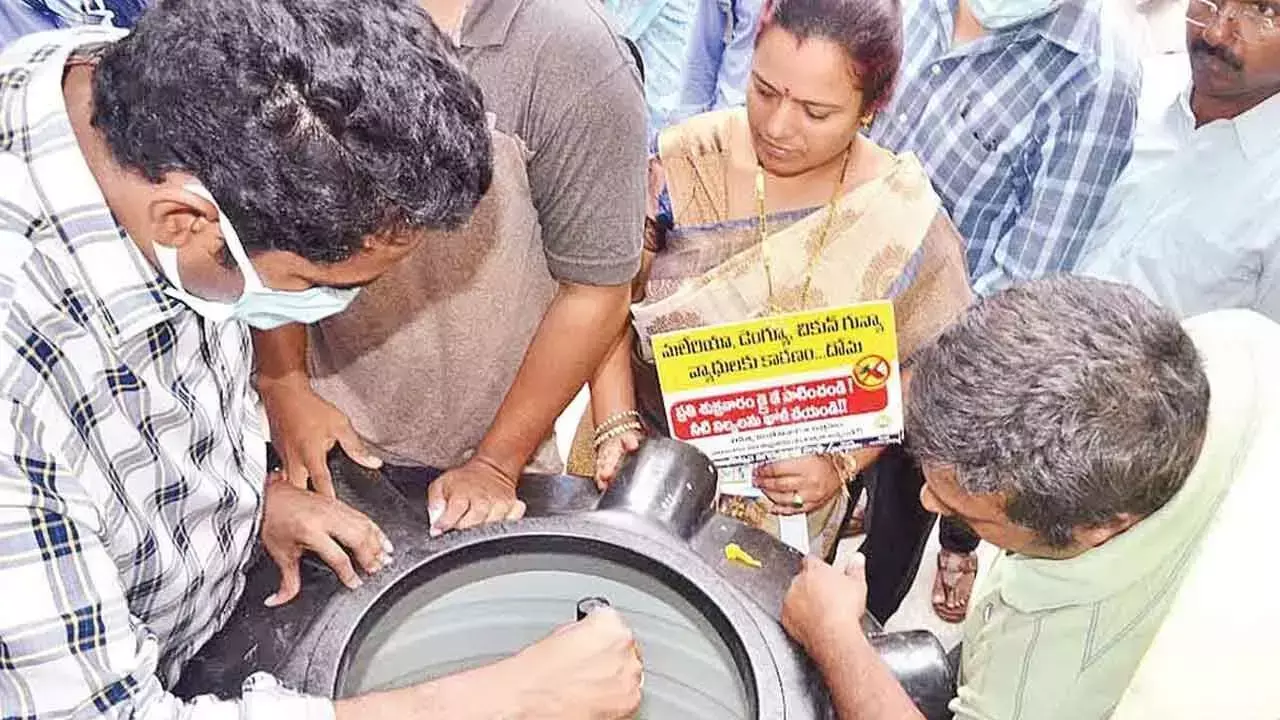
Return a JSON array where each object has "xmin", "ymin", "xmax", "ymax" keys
[
  {"xmin": 0, "ymin": 399, "xmax": 332, "ymax": 720},
  {"xmin": 972, "ymin": 63, "xmax": 1138, "ymax": 294}
]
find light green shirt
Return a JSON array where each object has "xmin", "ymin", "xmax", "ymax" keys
[{"xmin": 951, "ymin": 318, "xmax": 1249, "ymax": 720}]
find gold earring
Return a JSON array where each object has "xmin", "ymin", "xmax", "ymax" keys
[{"xmin": 860, "ymin": 112, "xmax": 875, "ymax": 130}]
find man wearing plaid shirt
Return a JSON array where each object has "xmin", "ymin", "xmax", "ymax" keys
[
  {"xmin": 0, "ymin": 1, "xmax": 642, "ymax": 718},
  {"xmin": 870, "ymin": 0, "xmax": 1140, "ymax": 294}
]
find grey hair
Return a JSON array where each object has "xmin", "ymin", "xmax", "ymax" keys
[{"xmin": 906, "ymin": 276, "xmax": 1210, "ymax": 548}]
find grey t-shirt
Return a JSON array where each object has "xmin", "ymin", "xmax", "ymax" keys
[
  {"xmin": 456, "ymin": 0, "xmax": 646, "ymax": 286},
  {"xmin": 307, "ymin": 0, "xmax": 647, "ymax": 471}
]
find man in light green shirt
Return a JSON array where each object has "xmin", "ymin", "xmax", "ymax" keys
[{"xmin": 781, "ymin": 275, "xmax": 1270, "ymax": 719}]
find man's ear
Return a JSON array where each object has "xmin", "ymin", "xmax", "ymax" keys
[
  {"xmin": 147, "ymin": 185, "xmax": 221, "ymax": 251},
  {"xmin": 1073, "ymin": 513, "xmax": 1142, "ymax": 550}
]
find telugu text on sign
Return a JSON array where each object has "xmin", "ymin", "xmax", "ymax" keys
[{"xmin": 652, "ymin": 301, "xmax": 903, "ymax": 489}]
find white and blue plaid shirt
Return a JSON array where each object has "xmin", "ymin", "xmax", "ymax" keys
[
  {"xmin": 870, "ymin": 0, "xmax": 1140, "ymax": 293},
  {"xmin": 0, "ymin": 29, "xmax": 330, "ymax": 719}
]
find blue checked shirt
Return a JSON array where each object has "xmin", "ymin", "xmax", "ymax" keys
[
  {"xmin": 604, "ymin": 0, "xmax": 698, "ymax": 145},
  {"xmin": 677, "ymin": 0, "xmax": 765, "ymax": 122},
  {"xmin": 0, "ymin": 29, "xmax": 330, "ymax": 719},
  {"xmin": 870, "ymin": 0, "xmax": 1140, "ymax": 293}
]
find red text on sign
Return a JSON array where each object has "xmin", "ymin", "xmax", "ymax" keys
[{"xmin": 668, "ymin": 377, "xmax": 888, "ymax": 440}]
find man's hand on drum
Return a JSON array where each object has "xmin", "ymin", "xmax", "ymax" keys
[
  {"xmin": 260, "ymin": 471, "xmax": 393, "ymax": 607},
  {"xmin": 782, "ymin": 553, "xmax": 868, "ymax": 655},
  {"xmin": 427, "ymin": 455, "xmax": 527, "ymax": 537},
  {"xmin": 335, "ymin": 606, "xmax": 644, "ymax": 720},
  {"xmin": 500, "ymin": 607, "xmax": 645, "ymax": 719},
  {"xmin": 258, "ymin": 376, "xmax": 383, "ymax": 498}
]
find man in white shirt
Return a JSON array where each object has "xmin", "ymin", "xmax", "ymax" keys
[{"xmin": 1082, "ymin": 0, "xmax": 1280, "ymax": 321}]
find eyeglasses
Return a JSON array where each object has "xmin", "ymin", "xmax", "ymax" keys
[{"xmin": 1187, "ymin": 0, "xmax": 1280, "ymax": 44}]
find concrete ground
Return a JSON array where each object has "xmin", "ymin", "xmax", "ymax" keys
[{"xmin": 836, "ymin": 522, "xmax": 998, "ymax": 647}]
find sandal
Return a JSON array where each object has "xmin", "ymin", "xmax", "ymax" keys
[{"xmin": 932, "ymin": 549, "xmax": 979, "ymax": 623}]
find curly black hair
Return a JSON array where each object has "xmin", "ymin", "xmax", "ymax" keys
[{"xmin": 92, "ymin": 0, "xmax": 492, "ymax": 263}]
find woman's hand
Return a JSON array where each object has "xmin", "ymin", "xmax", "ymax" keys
[
  {"xmin": 753, "ymin": 454, "xmax": 844, "ymax": 514},
  {"xmin": 594, "ymin": 428, "xmax": 645, "ymax": 491}
]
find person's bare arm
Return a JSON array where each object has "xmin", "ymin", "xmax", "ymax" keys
[
  {"xmin": 480, "ymin": 281, "xmax": 632, "ymax": 472},
  {"xmin": 428, "ymin": 282, "xmax": 631, "ymax": 533},
  {"xmin": 253, "ymin": 324, "xmax": 382, "ymax": 497},
  {"xmin": 808, "ymin": 620, "xmax": 925, "ymax": 719},
  {"xmin": 254, "ymin": 322, "xmax": 308, "ymax": 383},
  {"xmin": 586, "ymin": 157, "xmax": 667, "ymax": 487},
  {"xmin": 783, "ymin": 555, "xmax": 926, "ymax": 720},
  {"xmin": 590, "ymin": 318, "xmax": 640, "ymax": 425},
  {"xmin": 335, "ymin": 607, "xmax": 643, "ymax": 720},
  {"xmin": 584, "ymin": 320, "xmax": 646, "ymax": 487},
  {"xmin": 334, "ymin": 669, "xmax": 499, "ymax": 720}
]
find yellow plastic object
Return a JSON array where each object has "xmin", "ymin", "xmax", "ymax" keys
[{"xmin": 724, "ymin": 543, "xmax": 763, "ymax": 569}]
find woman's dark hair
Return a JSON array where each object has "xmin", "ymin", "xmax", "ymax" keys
[
  {"xmin": 92, "ymin": 0, "xmax": 492, "ymax": 263},
  {"xmin": 763, "ymin": 0, "xmax": 904, "ymax": 113}
]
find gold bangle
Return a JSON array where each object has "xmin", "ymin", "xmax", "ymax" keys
[
  {"xmin": 593, "ymin": 421, "xmax": 643, "ymax": 448},
  {"xmin": 596, "ymin": 422, "xmax": 637, "ymax": 445},
  {"xmin": 592, "ymin": 421, "xmax": 644, "ymax": 450},
  {"xmin": 593, "ymin": 410, "xmax": 641, "ymax": 439},
  {"xmin": 825, "ymin": 451, "xmax": 860, "ymax": 481}
]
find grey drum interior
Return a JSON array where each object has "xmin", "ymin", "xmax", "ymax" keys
[{"xmin": 339, "ymin": 539, "xmax": 752, "ymax": 719}]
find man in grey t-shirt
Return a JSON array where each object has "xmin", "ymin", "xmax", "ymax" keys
[{"xmin": 254, "ymin": 0, "xmax": 647, "ymax": 546}]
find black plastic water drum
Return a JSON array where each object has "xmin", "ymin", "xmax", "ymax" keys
[{"xmin": 176, "ymin": 439, "xmax": 954, "ymax": 719}]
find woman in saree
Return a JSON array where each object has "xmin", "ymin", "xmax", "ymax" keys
[{"xmin": 573, "ymin": 0, "xmax": 973, "ymax": 620}]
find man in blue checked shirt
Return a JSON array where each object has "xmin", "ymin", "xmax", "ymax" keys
[
  {"xmin": 677, "ymin": 0, "xmax": 767, "ymax": 121},
  {"xmin": 871, "ymin": 0, "xmax": 1140, "ymax": 294},
  {"xmin": 868, "ymin": 0, "xmax": 1141, "ymax": 624},
  {"xmin": 0, "ymin": 1, "xmax": 642, "ymax": 717},
  {"xmin": 603, "ymin": 0, "xmax": 699, "ymax": 145}
]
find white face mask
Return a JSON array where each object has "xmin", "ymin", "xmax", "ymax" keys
[
  {"xmin": 152, "ymin": 183, "xmax": 360, "ymax": 330},
  {"xmin": 966, "ymin": 0, "xmax": 1062, "ymax": 30}
]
